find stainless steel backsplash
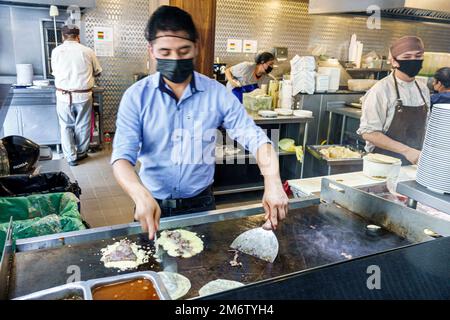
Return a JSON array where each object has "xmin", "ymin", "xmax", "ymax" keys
[{"xmin": 215, "ymin": 0, "xmax": 450, "ymax": 67}]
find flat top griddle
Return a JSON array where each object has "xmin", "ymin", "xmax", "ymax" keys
[{"xmin": 9, "ymin": 203, "xmax": 410, "ymax": 299}]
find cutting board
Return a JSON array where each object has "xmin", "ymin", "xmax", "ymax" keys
[{"xmin": 289, "ymin": 166, "xmax": 417, "ymax": 196}]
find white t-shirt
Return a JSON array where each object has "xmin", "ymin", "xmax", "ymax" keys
[
  {"xmin": 226, "ymin": 62, "xmax": 271, "ymax": 91},
  {"xmin": 357, "ymin": 72, "xmax": 430, "ymax": 152},
  {"xmin": 51, "ymin": 40, "xmax": 102, "ymax": 103}
]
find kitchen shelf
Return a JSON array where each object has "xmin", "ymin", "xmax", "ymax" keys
[
  {"xmin": 213, "ymin": 183, "xmax": 265, "ymax": 196},
  {"xmin": 215, "ymin": 150, "xmax": 296, "ymax": 163},
  {"xmin": 346, "ymin": 68, "xmax": 390, "ymax": 73}
]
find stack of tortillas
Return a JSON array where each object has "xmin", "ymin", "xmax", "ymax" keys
[
  {"xmin": 364, "ymin": 153, "xmax": 401, "ymax": 164},
  {"xmin": 198, "ymin": 279, "xmax": 244, "ymax": 297},
  {"xmin": 158, "ymin": 271, "xmax": 191, "ymax": 300}
]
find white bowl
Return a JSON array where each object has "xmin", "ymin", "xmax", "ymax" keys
[
  {"xmin": 293, "ymin": 110, "xmax": 313, "ymax": 118},
  {"xmin": 33, "ymin": 80, "xmax": 50, "ymax": 87},
  {"xmin": 258, "ymin": 110, "xmax": 278, "ymax": 118},
  {"xmin": 274, "ymin": 108, "xmax": 293, "ymax": 116},
  {"xmin": 363, "ymin": 155, "xmax": 402, "ymax": 180}
]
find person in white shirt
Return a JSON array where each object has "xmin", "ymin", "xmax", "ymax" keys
[
  {"xmin": 357, "ymin": 36, "xmax": 430, "ymax": 165},
  {"xmin": 51, "ymin": 25, "xmax": 102, "ymax": 166}
]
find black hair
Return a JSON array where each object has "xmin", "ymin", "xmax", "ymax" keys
[
  {"xmin": 434, "ymin": 67, "xmax": 450, "ymax": 88},
  {"xmin": 255, "ymin": 52, "xmax": 275, "ymax": 65},
  {"xmin": 62, "ymin": 25, "xmax": 79, "ymax": 38},
  {"xmin": 145, "ymin": 5, "xmax": 199, "ymax": 43}
]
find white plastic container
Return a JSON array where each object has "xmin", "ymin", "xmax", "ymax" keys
[
  {"xmin": 16, "ymin": 64, "xmax": 33, "ymax": 86},
  {"xmin": 363, "ymin": 155, "xmax": 402, "ymax": 180},
  {"xmin": 318, "ymin": 67, "xmax": 340, "ymax": 92},
  {"xmin": 315, "ymin": 74, "xmax": 329, "ymax": 92}
]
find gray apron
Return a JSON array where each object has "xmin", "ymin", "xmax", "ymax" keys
[{"xmin": 373, "ymin": 71, "xmax": 428, "ymax": 165}]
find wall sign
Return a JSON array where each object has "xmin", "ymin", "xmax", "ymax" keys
[
  {"xmin": 94, "ymin": 26, "xmax": 114, "ymax": 57},
  {"xmin": 227, "ymin": 39, "xmax": 242, "ymax": 53},
  {"xmin": 243, "ymin": 40, "xmax": 258, "ymax": 53}
]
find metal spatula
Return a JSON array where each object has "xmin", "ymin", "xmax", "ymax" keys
[{"xmin": 230, "ymin": 221, "xmax": 279, "ymax": 263}]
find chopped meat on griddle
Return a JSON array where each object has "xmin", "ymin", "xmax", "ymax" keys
[{"xmin": 104, "ymin": 240, "xmax": 137, "ymax": 262}]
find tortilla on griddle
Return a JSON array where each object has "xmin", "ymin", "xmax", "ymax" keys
[
  {"xmin": 158, "ymin": 271, "xmax": 191, "ymax": 300},
  {"xmin": 198, "ymin": 279, "xmax": 244, "ymax": 297},
  {"xmin": 100, "ymin": 239, "xmax": 149, "ymax": 271},
  {"xmin": 156, "ymin": 229, "xmax": 204, "ymax": 258}
]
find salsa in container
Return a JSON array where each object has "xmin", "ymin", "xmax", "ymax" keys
[{"xmin": 92, "ymin": 278, "xmax": 160, "ymax": 300}]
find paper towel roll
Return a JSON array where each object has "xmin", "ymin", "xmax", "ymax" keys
[
  {"xmin": 281, "ymin": 80, "xmax": 293, "ymax": 109},
  {"xmin": 16, "ymin": 64, "xmax": 33, "ymax": 86}
]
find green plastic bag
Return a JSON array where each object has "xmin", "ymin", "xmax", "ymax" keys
[{"xmin": 0, "ymin": 192, "xmax": 85, "ymax": 248}]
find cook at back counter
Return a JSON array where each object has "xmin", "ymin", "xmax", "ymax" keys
[
  {"xmin": 111, "ymin": 6, "xmax": 288, "ymax": 240},
  {"xmin": 431, "ymin": 67, "xmax": 450, "ymax": 108},
  {"xmin": 224, "ymin": 52, "xmax": 276, "ymax": 92},
  {"xmin": 357, "ymin": 36, "xmax": 430, "ymax": 166}
]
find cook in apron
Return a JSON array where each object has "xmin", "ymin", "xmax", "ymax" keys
[
  {"xmin": 231, "ymin": 83, "xmax": 259, "ymax": 103},
  {"xmin": 373, "ymin": 71, "xmax": 428, "ymax": 165}
]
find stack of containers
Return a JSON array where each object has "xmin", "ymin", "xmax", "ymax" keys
[{"xmin": 290, "ymin": 55, "xmax": 316, "ymax": 96}]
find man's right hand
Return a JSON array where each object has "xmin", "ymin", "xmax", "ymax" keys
[
  {"xmin": 232, "ymin": 80, "xmax": 241, "ymax": 88},
  {"xmin": 403, "ymin": 147, "xmax": 421, "ymax": 164},
  {"xmin": 134, "ymin": 194, "xmax": 161, "ymax": 240}
]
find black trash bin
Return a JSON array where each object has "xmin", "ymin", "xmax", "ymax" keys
[{"xmin": 0, "ymin": 172, "xmax": 81, "ymax": 198}]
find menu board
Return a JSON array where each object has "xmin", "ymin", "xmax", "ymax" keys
[{"xmin": 94, "ymin": 26, "xmax": 114, "ymax": 57}]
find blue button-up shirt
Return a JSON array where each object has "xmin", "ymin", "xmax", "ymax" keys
[{"xmin": 111, "ymin": 72, "xmax": 271, "ymax": 200}]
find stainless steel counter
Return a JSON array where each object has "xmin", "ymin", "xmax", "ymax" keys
[
  {"xmin": 0, "ymin": 84, "xmax": 11, "ymax": 130},
  {"xmin": 1, "ymin": 85, "xmax": 105, "ymax": 148}
]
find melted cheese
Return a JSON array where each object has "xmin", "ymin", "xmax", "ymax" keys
[
  {"xmin": 100, "ymin": 239, "xmax": 149, "ymax": 271},
  {"xmin": 156, "ymin": 229, "xmax": 204, "ymax": 258}
]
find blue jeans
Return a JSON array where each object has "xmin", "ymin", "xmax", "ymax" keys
[{"xmin": 56, "ymin": 97, "xmax": 92, "ymax": 162}]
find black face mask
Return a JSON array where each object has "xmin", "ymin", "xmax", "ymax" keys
[
  {"xmin": 395, "ymin": 59, "xmax": 423, "ymax": 78},
  {"xmin": 157, "ymin": 58, "xmax": 194, "ymax": 83},
  {"xmin": 265, "ymin": 65, "xmax": 273, "ymax": 74}
]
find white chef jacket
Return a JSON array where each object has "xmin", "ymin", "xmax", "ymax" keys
[
  {"xmin": 357, "ymin": 72, "xmax": 430, "ymax": 152},
  {"xmin": 51, "ymin": 40, "xmax": 102, "ymax": 103}
]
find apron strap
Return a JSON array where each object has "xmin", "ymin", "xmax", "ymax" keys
[
  {"xmin": 393, "ymin": 70, "xmax": 402, "ymax": 105},
  {"xmin": 393, "ymin": 70, "xmax": 428, "ymax": 112},
  {"xmin": 415, "ymin": 81, "xmax": 429, "ymax": 112},
  {"xmin": 56, "ymin": 87, "xmax": 93, "ymax": 106}
]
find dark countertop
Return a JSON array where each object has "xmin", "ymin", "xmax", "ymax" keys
[
  {"xmin": 0, "ymin": 84, "xmax": 12, "ymax": 130},
  {"xmin": 298, "ymin": 90, "xmax": 366, "ymax": 95},
  {"xmin": 201, "ymin": 236, "xmax": 450, "ymax": 300},
  {"xmin": 0, "ymin": 84, "xmax": 11, "ymax": 107}
]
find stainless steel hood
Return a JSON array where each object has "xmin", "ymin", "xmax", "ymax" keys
[
  {"xmin": 0, "ymin": 0, "xmax": 96, "ymax": 10},
  {"xmin": 309, "ymin": 0, "xmax": 450, "ymax": 23}
]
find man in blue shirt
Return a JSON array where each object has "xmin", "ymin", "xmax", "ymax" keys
[
  {"xmin": 111, "ymin": 6, "xmax": 288, "ymax": 239},
  {"xmin": 431, "ymin": 67, "xmax": 450, "ymax": 109}
]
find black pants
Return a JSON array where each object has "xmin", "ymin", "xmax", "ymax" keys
[
  {"xmin": 134, "ymin": 185, "xmax": 216, "ymax": 220},
  {"xmin": 156, "ymin": 185, "xmax": 216, "ymax": 217}
]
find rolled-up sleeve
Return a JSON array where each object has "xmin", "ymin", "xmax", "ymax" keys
[
  {"xmin": 230, "ymin": 62, "xmax": 246, "ymax": 76},
  {"xmin": 111, "ymin": 88, "xmax": 142, "ymax": 166},
  {"xmin": 91, "ymin": 49, "xmax": 103, "ymax": 76},
  {"xmin": 220, "ymin": 90, "xmax": 272, "ymax": 156},
  {"xmin": 357, "ymin": 87, "xmax": 388, "ymax": 136}
]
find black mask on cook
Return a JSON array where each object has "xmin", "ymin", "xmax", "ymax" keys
[
  {"xmin": 395, "ymin": 59, "xmax": 423, "ymax": 78},
  {"xmin": 157, "ymin": 58, "xmax": 194, "ymax": 83},
  {"xmin": 265, "ymin": 65, "xmax": 273, "ymax": 74}
]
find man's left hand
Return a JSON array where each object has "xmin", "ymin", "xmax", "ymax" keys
[{"xmin": 262, "ymin": 177, "xmax": 289, "ymax": 230}]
